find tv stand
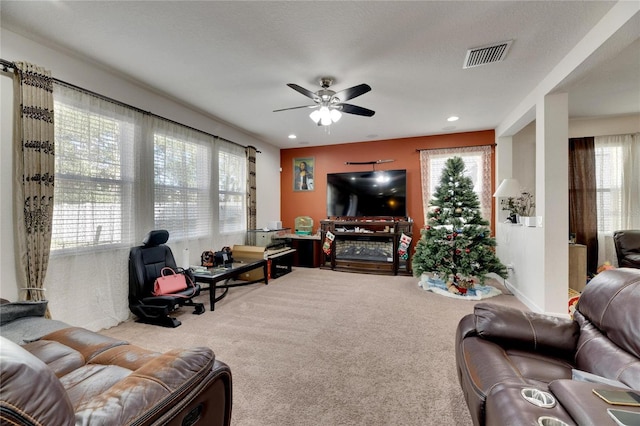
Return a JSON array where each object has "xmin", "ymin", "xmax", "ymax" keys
[{"xmin": 320, "ymin": 218, "xmax": 413, "ymax": 275}]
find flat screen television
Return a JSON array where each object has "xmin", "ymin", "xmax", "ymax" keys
[{"xmin": 326, "ymin": 169, "xmax": 407, "ymax": 218}]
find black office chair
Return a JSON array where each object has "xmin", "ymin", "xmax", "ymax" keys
[{"xmin": 128, "ymin": 230, "xmax": 205, "ymax": 328}]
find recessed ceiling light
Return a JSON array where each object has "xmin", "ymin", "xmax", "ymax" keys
[
  {"xmin": 288, "ymin": 134, "xmax": 297, "ymax": 139},
  {"xmin": 447, "ymin": 116, "xmax": 459, "ymax": 122}
]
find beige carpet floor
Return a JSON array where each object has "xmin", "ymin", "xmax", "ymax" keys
[{"xmin": 101, "ymin": 268, "xmax": 527, "ymax": 426}]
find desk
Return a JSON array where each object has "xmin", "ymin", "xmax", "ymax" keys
[
  {"xmin": 193, "ymin": 258, "xmax": 268, "ymax": 311},
  {"xmin": 277, "ymin": 234, "xmax": 322, "ymax": 267}
]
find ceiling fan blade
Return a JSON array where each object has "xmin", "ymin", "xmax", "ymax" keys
[
  {"xmin": 333, "ymin": 84, "xmax": 371, "ymax": 102},
  {"xmin": 273, "ymin": 105, "xmax": 317, "ymax": 112},
  {"xmin": 338, "ymin": 103, "xmax": 376, "ymax": 117},
  {"xmin": 287, "ymin": 83, "xmax": 320, "ymax": 101}
]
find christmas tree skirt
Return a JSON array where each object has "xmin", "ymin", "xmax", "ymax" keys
[{"xmin": 419, "ymin": 275, "xmax": 502, "ymax": 300}]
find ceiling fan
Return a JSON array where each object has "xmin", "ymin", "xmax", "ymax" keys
[{"xmin": 273, "ymin": 77, "xmax": 375, "ymax": 126}]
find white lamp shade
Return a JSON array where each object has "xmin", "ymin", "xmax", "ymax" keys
[
  {"xmin": 310, "ymin": 106, "xmax": 341, "ymax": 126},
  {"xmin": 493, "ymin": 178, "xmax": 521, "ymax": 197},
  {"xmin": 309, "ymin": 109, "xmax": 321, "ymax": 124}
]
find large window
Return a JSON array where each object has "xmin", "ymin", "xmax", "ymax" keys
[
  {"xmin": 594, "ymin": 133, "xmax": 640, "ymax": 266},
  {"xmin": 594, "ymin": 143, "xmax": 623, "ymax": 233},
  {"xmin": 52, "ymin": 93, "xmax": 136, "ymax": 251},
  {"xmin": 51, "ymin": 83, "xmax": 247, "ymax": 253},
  {"xmin": 420, "ymin": 146, "xmax": 493, "ymax": 222},
  {"xmin": 154, "ymin": 131, "xmax": 211, "ymax": 239},
  {"xmin": 218, "ymin": 148, "xmax": 246, "ymax": 233},
  {"xmin": 428, "ymin": 154, "xmax": 483, "ymax": 198}
]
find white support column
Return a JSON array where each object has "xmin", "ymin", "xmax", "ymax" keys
[{"xmin": 536, "ymin": 92, "xmax": 569, "ymax": 315}]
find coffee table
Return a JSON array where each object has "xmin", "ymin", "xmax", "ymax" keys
[{"xmin": 193, "ymin": 258, "xmax": 268, "ymax": 311}]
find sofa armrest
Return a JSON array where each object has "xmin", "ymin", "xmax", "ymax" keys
[
  {"xmin": 549, "ymin": 379, "xmax": 640, "ymax": 426},
  {"xmin": 0, "ymin": 336, "xmax": 75, "ymax": 425},
  {"xmin": 455, "ymin": 313, "xmax": 477, "ymax": 343},
  {"xmin": 474, "ymin": 303, "xmax": 579, "ymax": 358},
  {"xmin": 0, "ymin": 300, "xmax": 48, "ymax": 325}
]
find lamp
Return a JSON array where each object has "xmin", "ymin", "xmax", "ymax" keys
[
  {"xmin": 493, "ymin": 178, "xmax": 521, "ymax": 198},
  {"xmin": 310, "ymin": 105, "xmax": 342, "ymax": 126}
]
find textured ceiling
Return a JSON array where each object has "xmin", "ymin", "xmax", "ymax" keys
[{"xmin": 2, "ymin": 1, "xmax": 638, "ymax": 148}]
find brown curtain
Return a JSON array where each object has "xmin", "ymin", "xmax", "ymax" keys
[
  {"xmin": 13, "ymin": 62, "xmax": 55, "ymax": 312},
  {"xmin": 569, "ymin": 137, "xmax": 598, "ymax": 275}
]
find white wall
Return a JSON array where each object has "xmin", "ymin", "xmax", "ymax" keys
[
  {"xmin": 494, "ymin": 2, "xmax": 639, "ymax": 315},
  {"xmin": 570, "ymin": 114, "xmax": 640, "ymax": 138},
  {"xmin": 512, "ymin": 122, "xmax": 536, "ymax": 195},
  {"xmin": 0, "ymin": 28, "xmax": 281, "ymax": 327},
  {"xmin": 507, "ymin": 114, "xmax": 640, "ymax": 219},
  {"xmin": 499, "ymin": 115, "xmax": 640, "ymax": 313}
]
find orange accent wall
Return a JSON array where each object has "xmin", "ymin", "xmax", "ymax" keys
[{"xmin": 280, "ymin": 130, "xmax": 496, "ymax": 238}]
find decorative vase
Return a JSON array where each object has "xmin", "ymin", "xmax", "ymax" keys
[{"xmin": 521, "ymin": 216, "xmax": 537, "ymax": 227}]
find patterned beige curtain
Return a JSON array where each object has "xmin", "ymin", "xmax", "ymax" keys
[
  {"xmin": 13, "ymin": 62, "xmax": 55, "ymax": 308},
  {"xmin": 419, "ymin": 145, "xmax": 493, "ymax": 223},
  {"xmin": 246, "ymin": 145, "xmax": 257, "ymax": 231}
]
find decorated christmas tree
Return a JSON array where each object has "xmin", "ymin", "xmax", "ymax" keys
[{"xmin": 412, "ymin": 157, "xmax": 507, "ymax": 294}]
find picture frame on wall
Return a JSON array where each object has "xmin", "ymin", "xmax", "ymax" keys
[{"xmin": 293, "ymin": 157, "xmax": 314, "ymax": 191}]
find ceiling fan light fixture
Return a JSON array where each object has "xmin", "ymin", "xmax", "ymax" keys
[
  {"xmin": 278, "ymin": 78, "xmax": 374, "ymax": 127},
  {"xmin": 310, "ymin": 106, "xmax": 341, "ymax": 126},
  {"xmin": 309, "ymin": 109, "xmax": 321, "ymax": 124},
  {"xmin": 319, "ymin": 106, "xmax": 331, "ymax": 126}
]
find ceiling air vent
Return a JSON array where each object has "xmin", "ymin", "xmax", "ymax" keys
[{"xmin": 463, "ymin": 40, "xmax": 513, "ymax": 69}]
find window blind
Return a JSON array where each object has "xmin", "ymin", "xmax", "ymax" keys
[
  {"xmin": 51, "ymin": 83, "xmax": 247, "ymax": 254},
  {"xmin": 52, "ymin": 96, "xmax": 137, "ymax": 250},
  {"xmin": 218, "ymin": 148, "xmax": 246, "ymax": 233},
  {"xmin": 420, "ymin": 146, "xmax": 492, "ymax": 223},
  {"xmin": 153, "ymin": 131, "xmax": 212, "ymax": 239}
]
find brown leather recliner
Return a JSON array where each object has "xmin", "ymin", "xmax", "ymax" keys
[
  {"xmin": 1, "ymin": 327, "xmax": 232, "ymax": 425},
  {"xmin": 455, "ymin": 268, "xmax": 640, "ymax": 426},
  {"xmin": 614, "ymin": 229, "xmax": 640, "ymax": 268}
]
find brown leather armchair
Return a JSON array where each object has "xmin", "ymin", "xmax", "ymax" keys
[
  {"xmin": 455, "ymin": 268, "xmax": 640, "ymax": 426},
  {"xmin": 614, "ymin": 229, "xmax": 640, "ymax": 268}
]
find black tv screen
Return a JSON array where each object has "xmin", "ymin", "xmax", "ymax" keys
[{"xmin": 326, "ymin": 169, "xmax": 407, "ymax": 218}]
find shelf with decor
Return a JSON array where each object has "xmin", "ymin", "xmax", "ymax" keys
[{"xmin": 320, "ymin": 218, "xmax": 413, "ymax": 275}]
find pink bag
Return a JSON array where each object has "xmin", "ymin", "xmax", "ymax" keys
[{"xmin": 153, "ymin": 267, "xmax": 190, "ymax": 296}]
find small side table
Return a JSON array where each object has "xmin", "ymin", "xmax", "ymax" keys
[{"xmin": 569, "ymin": 243, "xmax": 587, "ymax": 292}]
